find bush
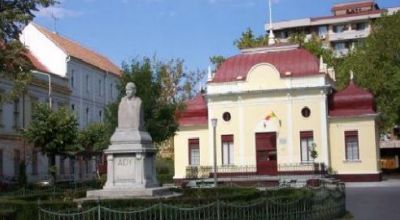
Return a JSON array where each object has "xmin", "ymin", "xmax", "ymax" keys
[{"xmin": 156, "ymin": 158, "xmax": 174, "ymax": 185}]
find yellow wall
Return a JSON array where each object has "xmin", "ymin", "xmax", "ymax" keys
[
  {"xmin": 243, "ymin": 64, "xmax": 287, "ymax": 91},
  {"xmin": 174, "ymin": 62, "xmax": 379, "ymax": 180},
  {"xmin": 173, "ymin": 126, "xmax": 209, "ymax": 179},
  {"xmin": 329, "ymin": 117, "xmax": 380, "ymax": 174}
]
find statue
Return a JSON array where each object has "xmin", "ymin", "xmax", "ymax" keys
[
  {"xmin": 118, "ymin": 82, "xmax": 145, "ymax": 130},
  {"xmin": 86, "ymin": 82, "xmax": 170, "ymax": 199}
]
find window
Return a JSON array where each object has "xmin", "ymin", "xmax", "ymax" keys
[
  {"xmin": 71, "ymin": 104, "xmax": 75, "ymax": 111},
  {"xmin": 333, "ymin": 24, "xmax": 346, "ymax": 33},
  {"xmin": 14, "ymin": 149, "xmax": 20, "ymax": 176},
  {"xmin": 85, "ymin": 159, "xmax": 89, "ymax": 174},
  {"xmin": 110, "ymin": 83, "xmax": 113, "ymax": 99},
  {"xmin": 69, "ymin": 158, "xmax": 75, "ymax": 175},
  {"xmin": 334, "ymin": 42, "xmax": 346, "ymax": 50},
  {"xmin": 0, "ymin": 149, "xmax": 3, "ymax": 176},
  {"xmin": 188, "ymin": 139, "xmax": 200, "ymax": 165},
  {"xmin": 86, "ymin": 108, "xmax": 90, "ymax": 125},
  {"xmin": 318, "ymin": 26, "xmax": 328, "ymax": 37},
  {"xmin": 99, "ymin": 79, "xmax": 102, "ymax": 96},
  {"xmin": 99, "ymin": 110, "xmax": 103, "ymax": 122},
  {"xmin": 300, "ymin": 131, "xmax": 314, "ymax": 162},
  {"xmin": 0, "ymin": 102, "xmax": 3, "ymax": 128},
  {"xmin": 345, "ymin": 131, "xmax": 359, "ymax": 161},
  {"xmin": 70, "ymin": 70, "xmax": 75, "ymax": 88},
  {"xmin": 222, "ymin": 135, "xmax": 234, "ymax": 165},
  {"xmin": 60, "ymin": 157, "xmax": 65, "ymax": 175},
  {"xmin": 86, "ymin": 75, "xmax": 90, "ymax": 93},
  {"xmin": 301, "ymin": 107, "xmax": 311, "ymax": 118},
  {"xmin": 29, "ymin": 96, "xmax": 39, "ymax": 123},
  {"xmin": 32, "ymin": 149, "xmax": 38, "ymax": 175},
  {"xmin": 13, "ymin": 99, "xmax": 20, "ymax": 129},
  {"xmin": 223, "ymin": 112, "xmax": 231, "ymax": 122}
]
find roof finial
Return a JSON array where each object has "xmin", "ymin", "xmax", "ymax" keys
[
  {"xmin": 350, "ymin": 70, "xmax": 354, "ymax": 81},
  {"xmin": 207, "ymin": 65, "xmax": 213, "ymax": 82},
  {"xmin": 268, "ymin": 0, "xmax": 275, "ymax": 46}
]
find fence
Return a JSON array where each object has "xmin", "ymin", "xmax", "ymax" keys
[
  {"xmin": 38, "ymin": 184, "xmax": 346, "ymax": 220},
  {"xmin": 0, "ymin": 185, "xmax": 98, "ymax": 198},
  {"xmin": 186, "ymin": 163, "xmax": 328, "ymax": 179}
]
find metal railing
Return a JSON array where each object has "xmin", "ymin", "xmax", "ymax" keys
[
  {"xmin": 186, "ymin": 163, "xmax": 327, "ymax": 179},
  {"xmin": 38, "ymin": 183, "xmax": 346, "ymax": 220}
]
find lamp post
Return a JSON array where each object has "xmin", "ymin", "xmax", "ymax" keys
[{"xmin": 211, "ymin": 118, "xmax": 218, "ymax": 188}]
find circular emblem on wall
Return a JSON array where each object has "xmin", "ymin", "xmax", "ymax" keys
[
  {"xmin": 301, "ymin": 107, "xmax": 311, "ymax": 118},
  {"xmin": 223, "ymin": 112, "xmax": 231, "ymax": 121}
]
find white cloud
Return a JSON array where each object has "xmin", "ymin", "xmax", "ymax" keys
[{"xmin": 36, "ymin": 6, "xmax": 83, "ymax": 19}]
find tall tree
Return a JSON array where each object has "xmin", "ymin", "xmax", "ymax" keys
[
  {"xmin": 335, "ymin": 11, "xmax": 400, "ymax": 130},
  {"xmin": 0, "ymin": 0, "xmax": 55, "ymax": 101},
  {"xmin": 22, "ymin": 103, "xmax": 79, "ymax": 180},
  {"xmin": 119, "ymin": 58, "xmax": 178, "ymax": 144},
  {"xmin": 104, "ymin": 57, "xmax": 205, "ymax": 144}
]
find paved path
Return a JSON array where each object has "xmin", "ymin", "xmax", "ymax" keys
[{"xmin": 346, "ymin": 184, "xmax": 400, "ymax": 220}]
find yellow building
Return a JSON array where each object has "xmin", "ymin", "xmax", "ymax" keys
[{"xmin": 174, "ymin": 44, "xmax": 380, "ymax": 184}]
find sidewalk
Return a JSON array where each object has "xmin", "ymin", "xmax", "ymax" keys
[{"xmin": 346, "ymin": 178, "xmax": 400, "ymax": 188}]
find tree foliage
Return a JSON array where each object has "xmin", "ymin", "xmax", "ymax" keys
[
  {"xmin": 209, "ymin": 55, "xmax": 226, "ymax": 70},
  {"xmin": 335, "ymin": 11, "xmax": 400, "ymax": 130},
  {"xmin": 0, "ymin": 0, "xmax": 55, "ymax": 102},
  {"xmin": 234, "ymin": 28, "xmax": 268, "ymax": 49},
  {"xmin": 22, "ymin": 103, "xmax": 80, "ymax": 164},
  {"xmin": 78, "ymin": 123, "xmax": 110, "ymax": 153},
  {"xmin": 288, "ymin": 33, "xmax": 336, "ymax": 67},
  {"xmin": 105, "ymin": 57, "xmax": 205, "ymax": 144}
]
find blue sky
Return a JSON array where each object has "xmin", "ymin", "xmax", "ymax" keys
[{"xmin": 34, "ymin": 0, "xmax": 400, "ymax": 72}]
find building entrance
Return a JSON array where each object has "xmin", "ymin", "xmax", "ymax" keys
[{"xmin": 255, "ymin": 132, "xmax": 277, "ymax": 175}]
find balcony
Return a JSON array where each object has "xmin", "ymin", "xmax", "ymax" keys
[{"xmin": 329, "ymin": 29, "xmax": 370, "ymax": 42}]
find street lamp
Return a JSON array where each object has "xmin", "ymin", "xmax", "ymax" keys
[{"xmin": 211, "ymin": 118, "xmax": 218, "ymax": 188}]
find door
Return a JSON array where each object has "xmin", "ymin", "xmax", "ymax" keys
[{"xmin": 256, "ymin": 132, "xmax": 277, "ymax": 175}]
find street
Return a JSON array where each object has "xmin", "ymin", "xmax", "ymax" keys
[{"xmin": 346, "ymin": 186, "xmax": 400, "ymax": 220}]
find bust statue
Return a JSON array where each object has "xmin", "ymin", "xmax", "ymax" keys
[{"xmin": 118, "ymin": 82, "xmax": 145, "ymax": 130}]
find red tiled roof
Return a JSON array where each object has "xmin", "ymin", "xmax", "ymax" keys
[
  {"xmin": 311, "ymin": 9, "xmax": 385, "ymax": 21},
  {"xmin": 33, "ymin": 23, "xmax": 121, "ymax": 77},
  {"xmin": 329, "ymin": 81, "xmax": 375, "ymax": 117},
  {"xmin": 177, "ymin": 94, "xmax": 208, "ymax": 126},
  {"xmin": 212, "ymin": 48, "xmax": 320, "ymax": 83},
  {"xmin": 332, "ymin": 1, "xmax": 374, "ymax": 11}
]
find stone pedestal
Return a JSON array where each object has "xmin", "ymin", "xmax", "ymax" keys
[{"xmin": 87, "ymin": 128, "xmax": 170, "ymax": 199}]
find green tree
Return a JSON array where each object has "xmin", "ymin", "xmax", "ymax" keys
[
  {"xmin": 234, "ymin": 28, "xmax": 268, "ymax": 49},
  {"xmin": 0, "ymin": 0, "xmax": 55, "ymax": 102},
  {"xmin": 335, "ymin": 11, "xmax": 400, "ymax": 130},
  {"xmin": 22, "ymin": 103, "xmax": 79, "ymax": 180},
  {"xmin": 78, "ymin": 123, "xmax": 110, "ymax": 154},
  {"xmin": 288, "ymin": 33, "xmax": 336, "ymax": 67},
  {"xmin": 209, "ymin": 55, "xmax": 226, "ymax": 70}
]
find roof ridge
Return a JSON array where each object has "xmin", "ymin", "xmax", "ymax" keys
[
  {"xmin": 32, "ymin": 23, "xmax": 109, "ymax": 60},
  {"xmin": 31, "ymin": 23, "xmax": 121, "ymax": 76}
]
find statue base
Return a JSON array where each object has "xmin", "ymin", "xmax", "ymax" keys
[
  {"xmin": 86, "ymin": 128, "xmax": 172, "ymax": 199},
  {"xmin": 86, "ymin": 187, "xmax": 173, "ymax": 199}
]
